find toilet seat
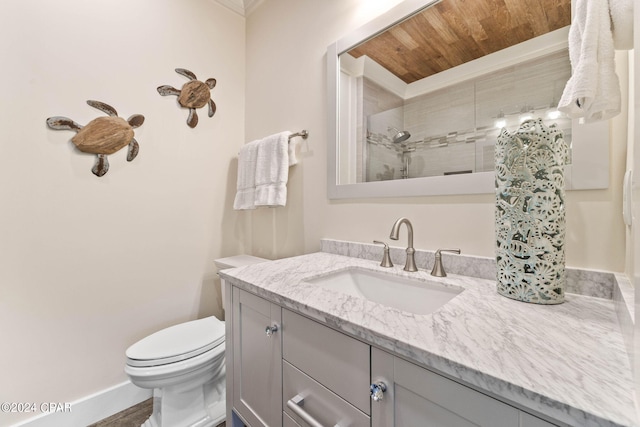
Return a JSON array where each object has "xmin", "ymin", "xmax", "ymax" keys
[{"xmin": 126, "ymin": 316, "xmax": 225, "ymax": 367}]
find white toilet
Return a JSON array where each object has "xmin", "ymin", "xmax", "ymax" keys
[{"xmin": 125, "ymin": 255, "xmax": 268, "ymax": 427}]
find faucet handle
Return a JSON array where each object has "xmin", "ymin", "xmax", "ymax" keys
[
  {"xmin": 430, "ymin": 249, "xmax": 461, "ymax": 277},
  {"xmin": 373, "ymin": 241, "xmax": 394, "ymax": 268}
]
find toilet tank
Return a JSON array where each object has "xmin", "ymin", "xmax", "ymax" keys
[{"xmin": 214, "ymin": 255, "xmax": 269, "ymax": 311}]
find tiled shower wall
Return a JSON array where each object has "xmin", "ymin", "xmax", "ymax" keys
[{"xmin": 364, "ymin": 49, "xmax": 572, "ymax": 181}]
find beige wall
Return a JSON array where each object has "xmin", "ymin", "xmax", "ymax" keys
[
  {"xmin": 632, "ymin": 0, "xmax": 640, "ymax": 415},
  {"xmin": 0, "ymin": 0, "xmax": 247, "ymax": 424},
  {"xmin": 246, "ymin": 0, "xmax": 628, "ymax": 272}
]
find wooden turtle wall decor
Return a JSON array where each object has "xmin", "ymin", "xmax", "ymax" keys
[
  {"xmin": 157, "ymin": 68, "xmax": 217, "ymax": 128},
  {"xmin": 46, "ymin": 100, "xmax": 145, "ymax": 177}
]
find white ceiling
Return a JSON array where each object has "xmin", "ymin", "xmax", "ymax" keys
[{"xmin": 213, "ymin": 0, "xmax": 265, "ymax": 17}]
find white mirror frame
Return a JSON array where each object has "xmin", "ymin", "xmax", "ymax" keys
[{"xmin": 327, "ymin": 0, "xmax": 609, "ymax": 199}]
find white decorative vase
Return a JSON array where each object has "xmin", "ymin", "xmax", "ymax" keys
[{"xmin": 495, "ymin": 118, "xmax": 568, "ymax": 304}]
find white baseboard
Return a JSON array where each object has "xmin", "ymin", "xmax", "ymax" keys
[{"xmin": 11, "ymin": 381, "xmax": 152, "ymax": 427}]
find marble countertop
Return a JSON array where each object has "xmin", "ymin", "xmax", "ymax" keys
[{"xmin": 220, "ymin": 251, "xmax": 637, "ymax": 427}]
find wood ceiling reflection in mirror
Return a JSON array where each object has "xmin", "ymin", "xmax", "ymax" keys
[{"xmin": 347, "ymin": 0, "xmax": 571, "ymax": 84}]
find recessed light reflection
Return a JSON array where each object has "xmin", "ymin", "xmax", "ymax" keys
[{"xmin": 547, "ymin": 109, "xmax": 561, "ymax": 120}]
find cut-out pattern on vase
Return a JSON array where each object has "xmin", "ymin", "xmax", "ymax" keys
[{"xmin": 495, "ymin": 118, "xmax": 568, "ymax": 304}]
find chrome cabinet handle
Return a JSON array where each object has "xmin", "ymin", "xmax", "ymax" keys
[
  {"xmin": 287, "ymin": 394, "xmax": 326, "ymax": 427},
  {"xmin": 265, "ymin": 324, "xmax": 278, "ymax": 337},
  {"xmin": 370, "ymin": 382, "xmax": 387, "ymax": 401}
]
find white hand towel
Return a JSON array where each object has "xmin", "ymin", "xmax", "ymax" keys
[
  {"xmin": 609, "ymin": 0, "xmax": 633, "ymax": 50},
  {"xmin": 288, "ymin": 138, "xmax": 300, "ymax": 166},
  {"xmin": 233, "ymin": 140, "xmax": 260, "ymax": 210},
  {"xmin": 254, "ymin": 131, "xmax": 291, "ymax": 207},
  {"xmin": 558, "ymin": 0, "xmax": 621, "ymax": 123}
]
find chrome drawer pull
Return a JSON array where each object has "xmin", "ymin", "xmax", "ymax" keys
[
  {"xmin": 370, "ymin": 382, "xmax": 387, "ymax": 401},
  {"xmin": 265, "ymin": 324, "xmax": 278, "ymax": 337},
  {"xmin": 286, "ymin": 394, "xmax": 342, "ymax": 427}
]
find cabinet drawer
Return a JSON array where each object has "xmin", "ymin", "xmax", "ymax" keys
[
  {"xmin": 284, "ymin": 411, "xmax": 302, "ymax": 427},
  {"xmin": 283, "ymin": 309, "xmax": 370, "ymax": 414},
  {"xmin": 284, "ymin": 361, "xmax": 370, "ymax": 427}
]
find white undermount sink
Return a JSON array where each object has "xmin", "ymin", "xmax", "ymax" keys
[{"xmin": 305, "ymin": 267, "xmax": 463, "ymax": 315}]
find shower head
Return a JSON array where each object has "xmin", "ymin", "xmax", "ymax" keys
[
  {"xmin": 388, "ymin": 126, "xmax": 411, "ymax": 144},
  {"xmin": 393, "ymin": 130, "xmax": 411, "ymax": 144}
]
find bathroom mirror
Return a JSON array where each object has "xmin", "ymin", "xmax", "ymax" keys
[{"xmin": 327, "ymin": 0, "xmax": 609, "ymax": 199}]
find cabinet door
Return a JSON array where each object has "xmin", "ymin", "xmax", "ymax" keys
[
  {"xmin": 372, "ymin": 348, "xmax": 519, "ymax": 427},
  {"xmin": 232, "ymin": 288, "xmax": 282, "ymax": 427},
  {"xmin": 519, "ymin": 412, "xmax": 558, "ymax": 427}
]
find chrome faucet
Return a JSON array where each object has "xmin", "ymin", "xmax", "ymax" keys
[{"xmin": 389, "ymin": 217, "xmax": 417, "ymax": 272}]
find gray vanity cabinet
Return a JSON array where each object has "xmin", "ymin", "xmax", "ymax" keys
[
  {"xmin": 228, "ymin": 286, "xmax": 559, "ymax": 427},
  {"xmin": 519, "ymin": 413, "xmax": 559, "ymax": 427},
  {"xmin": 371, "ymin": 348, "xmax": 558, "ymax": 427},
  {"xmin": 232, "ymin": 288, "xmax": 282, "ymax": 427}
]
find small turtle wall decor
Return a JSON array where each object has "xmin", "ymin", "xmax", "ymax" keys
[
  {"xmin": 157, "ymin": 68, "xmax": 217, "ymax": 128},
  {"xmin": 46, "ymin": 100, "xmax": 145, "ymax": 177}
]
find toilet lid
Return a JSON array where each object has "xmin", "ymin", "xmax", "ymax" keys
[{"xmin": 126, "ymin": 316, "xmax": 225, "ymax": 367}]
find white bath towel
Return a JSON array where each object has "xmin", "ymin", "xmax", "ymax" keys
[
  {"xmin": 233, "ymin": 140, "xmax": 260, "ymax": 210},
  {"xmin": 254, "ymin": 132, "xmax": 291, "ymax": 207},
  {"xmin": 558, "ymin": 0, "xmax": 621, "ymax": 122},
  {"xmin": 609, "ymin": 0, "xmax": 633, "ymax": 50}
]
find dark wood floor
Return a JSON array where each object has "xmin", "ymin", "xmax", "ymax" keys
[{"xmin": 88, "ymin": 398, "xmax": 226, "ymax": 427}]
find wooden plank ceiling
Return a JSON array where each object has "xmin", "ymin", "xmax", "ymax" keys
[{"xmin": 347, "ymin": 0, "xmax": 571, "ymax": 84}]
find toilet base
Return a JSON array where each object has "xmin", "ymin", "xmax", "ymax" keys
[{"xmin": 139, "ymin": 375, "xmax": 226, "ymax": 427}]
